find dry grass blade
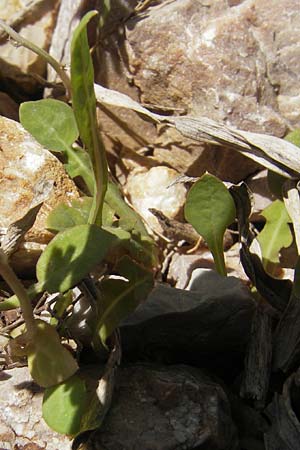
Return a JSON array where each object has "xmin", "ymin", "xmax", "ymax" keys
[{"xmin": 94, "ymin": 83, "xmax": 300, "ymax": 179}]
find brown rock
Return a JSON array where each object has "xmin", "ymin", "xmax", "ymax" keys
[
  {"xmin": 0, "ymin": 0, "xmax": 60, "ymax": 101},
  {"xmin": 125, "ymin": 0, "xmax": 290, "ymax": 133},
  {"xmin": 94, "ymin": 0, "xmax": 300, "ymax": 183},
  {"xmin": 0, "ymin": 116, "xmax": 79, "ymax": 275}
]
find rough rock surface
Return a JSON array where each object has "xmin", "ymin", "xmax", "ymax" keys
[
  {"xmin": 95, "ymin": 0, "xmax": 300, "ymax": 182},
  {"xmin": 0, "ymin": 0, "xmax": 60, "ymax": 101},
  {"xmin": 0, "ymin": 367, "xmax": 71, "ymax": 450},
  {"xmin": 125, "ymin": 166, "xmax": 187, "ymax": 232},
  {"xmin": 0, "ymin": 116, "xmax": 79, "ymax": 274},
  {"xmin": 126, "ymin": 0, "xmax": 294, "ymax": 132},
  {"xmin": 88, "ymin": 364, "xmax": 238, "ymax": 450}
]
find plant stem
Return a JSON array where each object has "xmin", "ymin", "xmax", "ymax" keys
[
  {"xmin": 0, "ymin": 249, "xmax": 36, "ymax": 336},
  {"xmin": 212, "ymin": 247, "xmax": 227, "ymax": 277},
  {"xmin": 88, "ymin": 134, "xmax": 108, "ymax": 226},
  {"xmin": 0, "ymin": 19, "xmax": 72, "ymax": 99}
]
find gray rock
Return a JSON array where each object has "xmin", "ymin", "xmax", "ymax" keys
[
  {"xmin": 120, "ymin": 274, "xmax": 255, "ymax": 378},
  {"xmin": 88, "ymin": 364, "xmax": 238, "ymax": 450}
]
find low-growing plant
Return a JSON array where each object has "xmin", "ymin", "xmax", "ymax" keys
[
  {"xmin": 0, "ymin": 10, "xmax": 156, "ymax": 435},
  {"xmin": 1, "ymin": 5, "xmax": 300, "ymax": 443}
]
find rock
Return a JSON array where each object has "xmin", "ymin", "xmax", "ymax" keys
[
  {"xmin": 246, "ymin": 170, "xmax": 275, "ymax": 220},
  {"xmin": 126, "ymin": 0, "xmax": 294, "ymax": 133},
  {"xmin": 0, "ymin": 116, "xmax": 79, "ymax": 275},
  {"xmin": 0, "ymin": 365, "xmax": 238, "ymax": 450},
  {"xmin": 0, "ymin": 367, "xmax": 71, "ymax": 450},
  {"xmin": 0, "ymin": 92, "xmax": 19, "ymax": 121},
  {"xmin": 121, "ymin": 275, "xmax": 255, "ymax": 379},
  {"xmin": 89, "ymin": 364, "xmax": 238, "ymax": 450},
  {"xmin": 94, "ymin": 0, "xmax": 300, "ymax": 184},
  {"xmin": 125, "ymin": 166, "xmax": 187, "ymax": 232},
  {"xmin": 0, "ymin": 0, "xmax": 60, "ymax": 101}
]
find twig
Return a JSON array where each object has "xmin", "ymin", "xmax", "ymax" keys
[
  {"xmin": 0, "ymin": 249, "xmax": 36, "ymax": 337},
  {"xmin": 0, "ymin": 0, "xmax": 51, "ymax": 43},
  {"xmin": 0, "ymin": 18, "xmax": 72, "ymax": 99}
]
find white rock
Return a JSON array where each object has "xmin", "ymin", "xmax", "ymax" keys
[
  {"xmin": 125, "ymin": 166, "xmax": 187, "ymax": 232},
  {"xmin": 0, "ymin": 367, "xmax": 71, "ymax": 450}
]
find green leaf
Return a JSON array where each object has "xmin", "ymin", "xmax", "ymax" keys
[
  {"xmin": 36, "ymin": 224, "xmax": 115, "ymax": 293},
  {"xmin": 105, "ymin": 182, "xmax": 158, "ymax": 267},
  {"xmin": 257, "ymin": 199, "xmax": 293, "ymax": 267},
  {"xmin": 64, "ymin": 146, "xmax": 95, "ymax": 195},
  {"xmin": 27, "ymin": 319, "xmax": 78, "ymax": 387},
  {"xmin": 43, "ymin": 374, "xmax": 86, "ymax": 435},
  {"xmin": 104, "ymin": 226, "xmax": 157, "ymax": 268},
  {"xmin": 20, "ymin": 99, "xmax": 94, "ymax": 194},
  {"xmin": 46, "ymin": 197, "xmax": 115, "ymax": 232},
  {"xmin": 106, "ymin": 182, "xmax": 148, "ymax": 234},
  {"xmin": 46, "ymin": 198, "xmax": 92, "ymax": 231},
  {"xmin": 71, "ymin": 10, "xmax": 108, "ymax": 225},
  {"xmin": 20, "ymin": 99, "xmax": 78, "ymax": 151},
  {"xmin": 0, "ymin": 282, "xmax": 43, "ymax": 311},
  {"xmin": 95, "ymin": 256, "xmax": 153, "ymax": 345},
  {"xmin": 285, "ymin": 129, "xmax": 300, "ymax": 147},
  {"xmin": 99, "ymin": 0, "xmax": 111, "ymax": 27},
  {"xmin": 184, "ymin": 173, "xmax": 236, "ymax": 276}
]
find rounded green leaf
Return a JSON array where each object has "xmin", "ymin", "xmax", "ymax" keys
[
  {"xmin": 184, "ymin": 173, "xmax": 236, "ymax": 275},
  {"xmin": 37, "ymin": 224, "xmax": 115, "ymax": 293},
  {"xmin": 27, "ymin": 320, "xmax": 78, "ymax": 387},
  {"xmin": 43, "ymin": 374, "xmax": 86, "ymax": 435},
  {"xmin": 257, "ymin": 199, "xmax": 293, "ymax": 265},
  {"xmin": 20, "ymin": 99, "xmax": 78, "ymax": 151},
  {"xmin": 46, "ymin": 197, "xmax": 115, "ymax": 232}
]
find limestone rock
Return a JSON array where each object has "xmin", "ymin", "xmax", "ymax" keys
[
  {"xmin": 125, "ymin": 166, "xmax": 187, "ymax": 232},
  {"xmin": 0, "ymin": 367, "xmax": 71, "ymax": 450},
  {"xmin": 0, "ymin": 115, "xmax": 79, "ymax": 275},
  {"xmin": 125, "ymin": 0, "xmax": 296, "ymax": 132},
  {"xmin": 95, "ymin": 0, "xmax": 300, "ymax": 183}
]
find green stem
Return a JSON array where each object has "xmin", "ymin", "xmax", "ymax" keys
[
  {"xmin": 0, "ymin": 249, "xmax": 36, "ymax": 336},
  {"xmin": 88, "ymin": 134, "xmax": 108, "ymax": 226},
  {"xmin": 212, "ymin": 247, "xmax": 227, "ymax": 277},
  {"xmin": 0, "ymin": 19, "xmax": 72, "ymax": 99}
]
